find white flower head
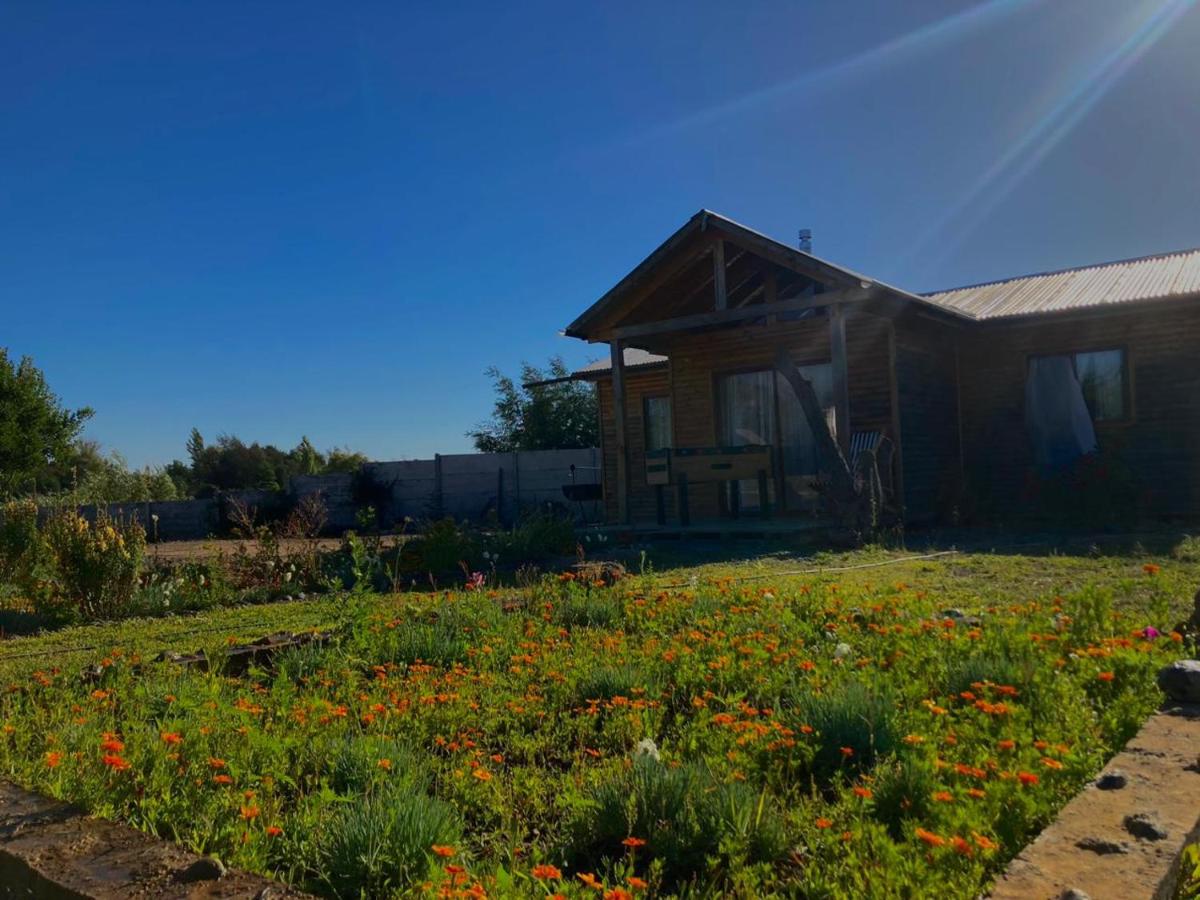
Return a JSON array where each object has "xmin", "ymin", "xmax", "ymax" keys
[
  {"xmin": 634, "ymin": 737, "xmax": 660, "ymax": 762},
  {"xmin": 834, "ymin": 642, "xmax": 852, "ymax": 660}
]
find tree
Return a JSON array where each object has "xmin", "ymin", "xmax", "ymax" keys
[
  {"xmin": 0, "ymin": 350, "xmax": 93, "ymax": 496},
  {"xmin": 468, "ymin": 357, "xmax": 598, "ymax": 452},
  {"xmin": 181, "ymin": 430, "xmax": 369, "ymax": 496}
]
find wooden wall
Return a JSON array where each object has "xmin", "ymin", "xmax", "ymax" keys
[
  {"xmin": 956, "ymin": 304, "xmax": 1200, "ymax": 517},
  {"xmin": 893, "ymin": 313, "xmax": 963, "ymax": 521},
  {"xmin": 597, "ymin": 367, "xmax": 672, "ymax": 524}
]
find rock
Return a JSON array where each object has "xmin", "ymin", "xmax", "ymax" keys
[
  {"xmin": 1157, "ymin": 660, "xmax": 1200, "ymax": 703},
  {"xmin": 940, "ymin": 608, "xmax": 967, "ymax": 619},
  {"xmin": 1076, "ymin": 836, "xmax": 1130, "ymax": 855},
  {"xmin": 1095, "ymin": 770, "xmax": 1127, "ymax": 790},
  {"xmin": 1061, "ymin": 890, "xmax": 1091, "ymax": 900},
  {"xmin": 1123, "ymin": 812, "xmax": 1168, "ymax": 841},
  {"xmin": 176, "ymin": 856, "xmax": 226, "ymax": 882}
]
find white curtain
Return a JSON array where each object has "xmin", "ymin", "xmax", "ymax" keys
[
  {"xmin": 717, "ymin": 371, "xmax": 776, "ymax": 509},
  {"xmin": 1025, "ymin": 355, "xmax": 1098, "ymax": 468}
]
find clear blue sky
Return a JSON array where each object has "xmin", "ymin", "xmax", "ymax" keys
[{"xmin": 3, "ymin": 0, "xmax": 1198, "ymax": 468}]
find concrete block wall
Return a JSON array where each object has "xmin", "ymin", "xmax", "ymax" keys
[{"xmin": 19, "ymin": 449, "xmax": 601, "ymax": 541}]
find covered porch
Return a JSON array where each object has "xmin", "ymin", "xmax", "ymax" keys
[{"xmin": 566, "ymin": 211, "xmax": 962, "ymax": 528}]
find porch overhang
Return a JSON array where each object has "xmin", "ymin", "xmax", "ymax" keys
[{"xmin": 564, "ymin": 209, "xmax": 969, "ymax": 345}]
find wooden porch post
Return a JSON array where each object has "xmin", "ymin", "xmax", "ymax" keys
[
  {"xmin": 830, "ymin": 303, "xmax": 851, "ymax": 455},
  {"xmin": 610, "ymin": 339, "xmax": 630, "ymax": 524},
  {"xmin": 712, "ymin": 240, "xmax": 727, "ymax": 310}
]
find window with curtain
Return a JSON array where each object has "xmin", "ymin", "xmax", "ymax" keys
[
  {"xmin": 644, "ymin": 396, "xmax": 672, "ymax": 451},
  {"xmin": 1074, "ymin": 349, "xmax": 1126, "ymax": 421},
  {"xmin": 716, "ymin": 370, "xmax": 776, "ymax": 511}
]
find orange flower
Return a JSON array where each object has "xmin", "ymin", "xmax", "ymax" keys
[
  {"xmin": 604, "ymin": 890, "xmax": 633, "ymax": 900},
  {"xmin": 967, "ymin": 787, "xmax": 987, "ymax": 799},
  {"xmin": 44, "ymin": 751, "xmax": 63, "ymax": 768},
  {"xmin": 997, "ymin": 739, "xmax": 1015, "ymax": 751},
  {"xmin": 577, "ymin": 872, "xmax": 603, "ymax": 889},
  {"xmin": 239, "ymin": 805, "xmax": 259, "ymax": 820},
  {"xmin": 973, "ymin": 833, "xmax": 998, "ymax": 851},
  {"xmin": 852, "ymin": 786, "xmax": 872, "ymax": 799},
  {"xmin": 531, "ymin": 864, "xmax": 562, "ymax": 880},
  {"xmin": 1017, "ymin": 771, "xmax": 1039, "ymax": 786},
  {"xmin": 1142, "ymin": 563, "xmax": 1160, "ymax": 575},
  {"xmin": 1041, "ymin": 757, "xmax": 1063, "ymax": 770},
  {"xmin": 208, "ymin": 757, "xmax": 227, "ymax": 769},
  {"xmin": 471, "ymin": 768, "xmax": 492, "ymax": 782},
  {"xmin": 933, "ymin": 791, "xmax": 954, "ymax": 803},
  {"xmin": 213, "ymin": 774, "xmax": 233, "ymax": 785},
  {"xmin": 915, "ymin": 827, "xmax": 945, "ymax": 847},
  {"xmin": 839, "ymin": 746, "xmax": 854, "ymax": 758},
  {"xmin": 266, "ymin": 825, "xmax": 283, "ymax": 837},
  {"xmin": 377, "ymin": 758, "xmax": 392, "ymax": 770},
  {"xmin": 627, "ymin": 876, "xmax": 648, "ymax": 890},
  {"xmin": 815, "ymin": 817, "xmax": 833, "ymax": 829},
  {"xmin": 621, "ymin": 836, "xmax": 647, "ymax": 847},
  {"xmin": 1097, "ymin": 671, "xmax": 1114, "ymax": 682},
  {"xmin": 100, "ymin": 738, "xmax": 124, "ymax": 753},
  {"xmin": 102, "ymin": 753, "xmax": 130, "ymax": 771},
  {"xmin": 432, "ymin": 844, "xmax": 455, "ymax": 857},
  {"xmin": 950, "ymin": 835, "xmax": 973, "ymax": 856},
  {"xmin": 160, "ymin": 732, "xmax": 182, "ymax": 745}
]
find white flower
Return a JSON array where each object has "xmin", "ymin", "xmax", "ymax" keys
[
  {"xmin": 763, "ymin": 591, "xmax": 775, "ymax": 601},
  {"xmin": 834, "ymin": 642, "xmax": 852, "ymax": 659},
  {"xmin": 634, "ymin": 737, "xmax": 660, "ymax": 762}
]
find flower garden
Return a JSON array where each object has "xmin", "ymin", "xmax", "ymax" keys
[{"xmin": 0, "ymin": 546, "xmax": 1195, "ymax": 898}]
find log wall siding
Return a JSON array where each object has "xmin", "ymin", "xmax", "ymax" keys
[
  {"xmin": 596, "ymin": 310, "xmax": 896, "ymax": 524},
  {"xmin": 893, "ymin": 315, "xmax": 963, "ymax": 521},
  {"xmin": 956, "ymin": 304, "xmax": 1200, "ymax": 516},
  {"xmin": 597, "ymin": 368, "xmax": 673, "ymax": 524}
]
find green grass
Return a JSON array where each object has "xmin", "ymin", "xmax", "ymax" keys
[{"xmin": 0, "ymin": 540, "xmax": 1195, "ymax": 898}]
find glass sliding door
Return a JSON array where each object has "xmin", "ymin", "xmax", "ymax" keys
[
  {"xmin": 776, "ymin": 363, "xmax": 834, "ymax": 512},
  {"xmin": 716, "ymin": 370, "xmax": 776, "ymax": 511}
]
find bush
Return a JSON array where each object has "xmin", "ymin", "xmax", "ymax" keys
[
  {"xmin": 798, "ymin": 680, "xmax": 898, "ymax": 781},
  {"xmin": 41, "ymin": 508, "xmax": 145, "ymax": 621},
  {"xmin": 315, "ymin": 784, "xmax": 461, "ymax": 897},
  {"xmin": 492, "ymin": 510, "xmax": 576, "ymax": 561},
  {"xmin": 568, "ymin": 757, "xmax": 785, "ymax": 889},
  {"xmin": 0, "ymin": 498, "xmax": 44, "ymax": 592}
]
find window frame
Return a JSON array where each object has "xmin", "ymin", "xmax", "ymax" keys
[
  {"xmin": 1026, "ymin": 345, "xmax": 1133, "ymax": 425},
  {"xmin": 642, "ymin": 394, "xmax": 673, "ymax": 454}
]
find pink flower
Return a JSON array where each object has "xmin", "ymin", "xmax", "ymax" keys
[
  {"xmin": 1143, "ymin": 626, "xmax": 1160, "ymax": 639},
  {"xmin": 465, "ymin": 571, "xmax": 486, "ymax": 591}
]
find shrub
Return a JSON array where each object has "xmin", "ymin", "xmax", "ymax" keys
[
  {"xmin": 574, "ymin": 663, "xmax": 657, "ymax": 705},
  {"xmin": 491, "ymin": 510, "xmax": 576, "ymax": 562},
  {"xmin": 569, "ymin": 757, "xmax": 784, "ymax": 889},
  {"xmin": 315, "ymin": 784, "xmax": 461, "ymax": 897},
  {"xmin": 798, "ymin": 680, "xmax": 897, "ymax": 781},
  {"xmin": 40, "ymin": 508, "xmax": 145, "ymax": 621},
  {"xmin": 327, "ymin": 735, "xmax": 424, "ymax": 796},
  {"xmin": 0, "ymin": 498, "xmax": 44, "ymax": 595}
]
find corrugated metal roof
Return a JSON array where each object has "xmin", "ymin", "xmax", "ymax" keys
[
  {"xmin": 924, "ymin": 246, "xmax": 1200, "ymax": 320},
  {"xmin": 575, "ymin": 348, "xmax": 668, "ymax": 376}
]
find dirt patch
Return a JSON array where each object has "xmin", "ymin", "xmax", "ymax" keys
[
  {"xmin": 0, "ymin": 781, "xmax": 311, "ymax": 898},
  {"xmin": 989, "ymin": 702, "xmax": 1200, "ymax": 900},
  {"xmin": 145, "ymin": 537, "xmax": 392, "ymax": 564}
]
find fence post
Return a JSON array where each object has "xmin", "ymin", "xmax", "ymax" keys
[
  {"xmin": 433, "ymin": 454, "xmax": 444, "ymax": 519},
  {"xmin": 497, "ymin": 466, "xmax": 505, "ymax": 527},
  {"xmin": 512, "ymin": 451, "xmax": 521, "ymax": 519}
]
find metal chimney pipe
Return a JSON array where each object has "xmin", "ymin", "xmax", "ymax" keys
[{"xmin": 798, "ymin": 229, "xmax": 812, "ymax": 253}]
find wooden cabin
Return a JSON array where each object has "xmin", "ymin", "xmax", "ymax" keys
[{"xmin": 555, "ymin": 210, "xmax": 1200, "ymax": 527}]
